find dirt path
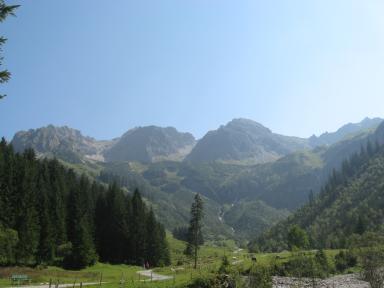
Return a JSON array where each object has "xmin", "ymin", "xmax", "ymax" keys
[{"xmin": 136, "ymin": 270, "xmax": 173, "ymax": 282}]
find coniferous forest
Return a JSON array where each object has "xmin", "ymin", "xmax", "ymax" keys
[
  {"xmin": 252, "ymin": 140, "xmax": 384, "ymax": 252},
  {"xmin": 0, "ymin": 139, "xmax": 170, "ymax": 269}
]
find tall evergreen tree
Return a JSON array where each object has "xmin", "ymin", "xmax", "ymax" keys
[
  {"xmin": 0, "ymin": 139, "xmax": 16, "ymax": 227},
  {"xmin": 36, "ymin": 162, "xmax": 55, "ymax": 264},
  {"xmin": 130, "ymin": 189, "xmax": 147, "ymax": 265},
  {"xmin": 145, "ymin": 208, "xmax": 170, "ymax": 267},
  {"xmin": 64, "ymin": 174, "xmax": 97, "ymax": 269},
  {"xmin": 185, "ymin": 193, "xmax": 204, "ymax": 269},
  {"xmin": 15, "ymin": 149, "xmax": 40, "ymax": 265},
  {"xmin": 96, "ymin": 183, "xmax": 128, "ymax": 263},
  {"xmin": 48, "ymin": 160, "xmax": 67, "ymax": 245}
]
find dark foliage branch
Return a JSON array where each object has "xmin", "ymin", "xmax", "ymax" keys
[{"xmin": 0, "ymin": 1, "xmax": 19, "ymax": 99}]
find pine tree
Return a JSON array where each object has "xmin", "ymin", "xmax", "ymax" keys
[
  {"xmin": 15, "ymin": 149, "xmax": 40, "ymax": 265},
  {"xmin": 48, "ymin": 160, "xmax": 67, "ymax": 245},
  {"xmin": 96, "ymin": 183, "xmax": 128, "ymax": 263},
  {"xmin": 130, "ymin": 189, "xmax": 147, "ymax": 265},
  {"xmin": 355, "ymin": 215, "xmax": 367, "ymax": 235},
  {"xmin": 145, "ymin": 208, "xmax": 170, "ymax": 267},
  {"xmin": 64, "ymin": 174, "xmax": 97, "ymax": 269},
  {"xmin": 287, "ymin": 225, "xmax": 309, "ymax": 251},
  {"xmin": 185, "ymin": 193, "xmax": 204, "ymax": 269},
  {"xmin": 36, "ymin": 162, "xmax": 55, "ymax": 263},
  {"xmin": 0, "ymin": 1, "xmax": 19, "ymax": 99},
  {"xmin": 0, "ymin": 140, "xmax": 16, "ymax": 227}
]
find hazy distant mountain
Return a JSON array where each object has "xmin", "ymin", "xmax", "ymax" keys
[
  {"xmin": 11, "ymin": 125, "xmax": 112, "ymax": 163},
  {"xmin": 309, "ymin": 117, "xmax": 382, "ymax": 147},
  {"xmin": 103, "ymin": 126, "xmax": 196, "ymax": 163},
  {"xmin": 12, "ymin": 125, "xmax": 195, "ymax": 164},
  {"xmin": 185, "ymin": 118, "xmax": 310, "ymax": 164}
]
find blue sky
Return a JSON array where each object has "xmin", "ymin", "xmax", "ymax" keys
[{"xmin": 1, "ymin": 0, "xmax": 384, "ymax": 140}]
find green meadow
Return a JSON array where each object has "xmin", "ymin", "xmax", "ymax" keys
[{"xmin": 0, "ymin": 235, "xmax": 344, "ymax": 288}]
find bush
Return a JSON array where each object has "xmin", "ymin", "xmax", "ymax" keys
[
  {"xmin": 360, "ymin": 246, "xmax": 384, "ymax": 288},
  {"xmin": 276, "ymin": 251, "xmax": 331, "ymax": 279},
  {"xmin": 248, "ymin": 264, "xmax": 272, "ymax": 288},
  {"xmin": 187, "ymin": 276, "xmax": 212, "ymax": 288},
  {"xmin": 287, "ymin": 225, "xmax": 309, "ymax": 251},
  {"xmin": 218, "ymin": 255, "xmax": 230, "ymax": 274},
  {"xmin": 314, "ymin": 249, "xmax": 332, "ymax": 277},
  {"xmin": 334, "ymin": 250, "xmax": 357, "ymax": 272},
  {"xmin": 187, "ymin": 275, "xmax": 236, "ymax": 288},
  {"xmin": 0, "ymin": 226, "xmax": 18, "ymax": 265}
]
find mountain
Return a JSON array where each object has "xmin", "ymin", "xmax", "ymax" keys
[
  {"xmin": 214, "ymin": 120, "xmax": 384, "ymax": 210},
  {"xmin": 11, "ymin": 125, "xmax": 112, "ymax": 163},
  {"xmin": 309, "ymin": 117, "xmax": 382, "ymax": 147},
  {"xmin": 11, "ymin": 125, "xmax": 196, "ymax": 164},
  {"xmin": 185, "ymin": 118, "xmax": 310, "ymax": 164},
  {"xmin": 9, "ymin": 118, "xmax": 384, "ymax": 241},
  {"xmin": 103, "ymin": 126, "xmax": 196, "ymax": 163},
  {"xmin": 253, "ymin": 123, "xmax": 384, "ymax": 252}
]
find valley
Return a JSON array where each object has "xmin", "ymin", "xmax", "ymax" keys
[
  {"xmin": 4, "ymin": 118, "xmax": 384, "ymax": 288},
  {"xmin": 9, "ymin": 117, "xmax": 384, "ymax": 242},
  {"xmin": 3, "ymin": 1, "xmax": 384, "ymax": 286}
]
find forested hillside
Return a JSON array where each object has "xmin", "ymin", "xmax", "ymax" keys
[
  {"xmin": 0, "ymin": 139, "xmax": 169, "ymax": 269},
  {"xmin": 253, "ymin": 139, "xmax": 384, "ymax": 252}
]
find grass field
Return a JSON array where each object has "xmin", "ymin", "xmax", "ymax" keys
[{"xmin": 0, "ymin": 235, "xmax": 344, "ymax": 288}]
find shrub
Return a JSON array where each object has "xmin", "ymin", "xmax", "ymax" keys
[
  {"xmin": 334, "ymin": 250, "xmax": 357, "ymax": 272},
  {"xmin": 248, "ymin": 264, "xmax": 272, "ymax": 288},
  {"xmin": 360, "ymin": 246, "xmax": 384, "ymax": 288}
]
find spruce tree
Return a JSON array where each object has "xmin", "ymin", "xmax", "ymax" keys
[
  {"xmin": 96, "ymin": 183, "xmax": 128, "ymax": 263},
  {"xmin": 185, "ymin": 193, "xmax": 204, "ymax": 269},
  {"xmin": 130, "ymin": 189, "xmax": 147, "ymax": 265},
  {"xmin": 145, "ymin": 208, "xmax": 170, "ymax": 267},
  {"xmin": 64, "ymin": 174, "xmax": 97, "ymax": 269},
  {"xmin": 48, "ymin": 160, "xmax": 67, "ymax": 245},
  {"xmin": 36, "ymin": 163, "xmax": 55, "ymax": 264},
  {"xmin": 0, "ymin": 140, "xmax": 16, "ymax": 227},
  {"xmin": 0, "ymin": 1, "xmax": 19, "ymax": 99},
  {"xmin": 15, "ymin": 149, "xmax": 40, "ymax": 265}
]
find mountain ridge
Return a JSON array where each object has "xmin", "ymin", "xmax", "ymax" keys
[
  {"xmin": 185, "ymin": 118, "xmax": 310, "ymax": 165},
  {"xmin": 8, "ymin": 117, "xmax": 384, "ymax": 241},
  {"xmin": 11, "ymin": 117, "xmax": 382, "ymax": 165}
]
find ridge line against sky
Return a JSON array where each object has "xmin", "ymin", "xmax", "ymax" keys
[
  {"xmin": 6, "ymin": 117, "xmax": 382, "ymax": 142},
  {"xmin": 1, "ymin": 1, "xmax": 384, "ymax": 140}
]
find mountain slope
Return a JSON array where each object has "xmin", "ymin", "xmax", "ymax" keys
[
  {"xmin": 104, "ymin": 126, "xmax": 195, "ymax": 163},
  {"xmin": 185, "ymin": 118, "xmax": 310, "ymax": 164},
  {"xmin": 223, "ymin": 201, "xmax": 290, "ymax": 240},
  {"xmin": 11, "ymin": 125, "xmax": 112, "ymax": 163},
  {"xmin": 217, "ymin": 121, "xmax": 384, "ymax": 210},
  {"xmin": 253, "ymin": 136, "xmax": 384, "ymax": 252},
  {"xmin": 309, "ymin": 117, "xmax": 382, "ymax": 147}
]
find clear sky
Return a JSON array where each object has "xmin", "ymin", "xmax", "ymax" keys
[{"xmin": 1, "ymin": 0, "xmax": 384, "ymax": 140}]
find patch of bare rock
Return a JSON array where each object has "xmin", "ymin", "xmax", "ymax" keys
[{"xmin": 273, "ymin": 274, "xmax": 369, "ymax": 288}]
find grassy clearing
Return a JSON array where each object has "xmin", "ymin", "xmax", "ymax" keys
[{"xmin": 0, "ymin": 236, "xmax": 344, "ymax": 288}]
